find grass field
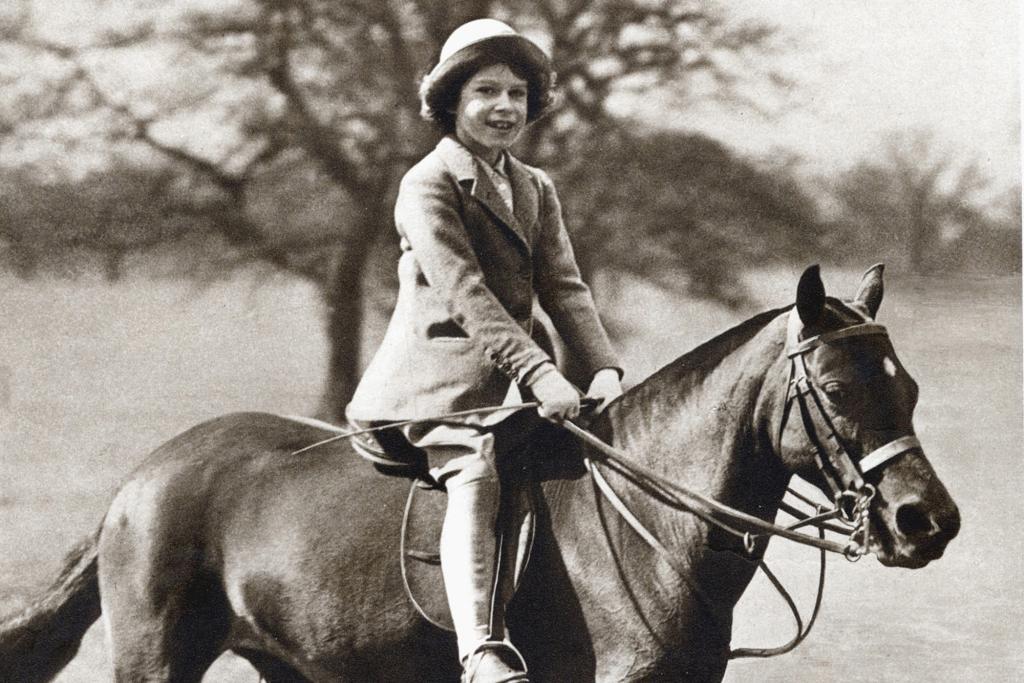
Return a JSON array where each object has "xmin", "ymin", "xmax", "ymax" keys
[{"xmin": 1, "ymin": 266, "xmax": 1020, "ymax": 681}]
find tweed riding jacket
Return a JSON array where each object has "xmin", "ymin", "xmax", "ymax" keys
[{"xmin": 347, "ymin": 135, "xmax": 619, "ymax": 422}]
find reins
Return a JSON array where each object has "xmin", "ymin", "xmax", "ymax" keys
[
  {"xmin": 564, "ymin": 420, "xmax": 838, "ymax": 658},
  {"xmin": 564, "ymin": 421, "xmax": 855, "ymax": 556},
  {"xmin": 290, "ymin": 403, "xmax": 859, "ymax": 557},
  {"xmin": 288, "ymin": 309, "xmax": 922, "ymax": 661},
  {"xmin": 287, "ymin": 402, "xmax": 861, "ymax": 660}
]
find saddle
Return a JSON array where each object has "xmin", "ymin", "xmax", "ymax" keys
[{"xmin": 348, "ymin": 412, "xmax": 581, "ymax": 631}]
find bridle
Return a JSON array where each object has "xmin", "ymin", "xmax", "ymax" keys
[
  {"xmin": 577, "ymin": 308, "xmax": 922, "ymax": 560},
  {"xmin": 572, "ymin": 306, "xmax": 924, "ymax": 657},
  {"xmin": 779, "ymin": 307, "xmax": 922, "ymax": 542}
]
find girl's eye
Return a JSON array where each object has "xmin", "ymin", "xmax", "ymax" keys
[
  {"xmin": 477, "ymin": 86, "xmax": 495, "ymax": 95},
  {"xmin": 510, "ymin": 89, "xmax": 527, "ymax": 99}
]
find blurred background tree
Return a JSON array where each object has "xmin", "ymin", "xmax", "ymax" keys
[
  {"xmin": 0, "ymin": 1, "xmax": 1018, "ymax": 419},
  {"xmin": 558, "ymin": 129, "xmax": 822, "ymax": 308},
  {"xmin": 826, "ymin": 130, "xmax": 1018, "ymax": 274}
]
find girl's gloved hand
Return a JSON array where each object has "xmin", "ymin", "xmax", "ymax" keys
[
  {"xmin": 529, "ymin": 364, "xmax": 581, "ymax": 423},
  {"xmin": 587, "ymin": 368, "xmax": 623, "ymax": 413}
]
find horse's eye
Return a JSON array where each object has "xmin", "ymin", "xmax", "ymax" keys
[{"xmin": 822, "ymin": 381, "xmax": 848, "ymax": 404}]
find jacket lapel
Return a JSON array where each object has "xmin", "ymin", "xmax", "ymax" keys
[
  {"xmin": 507, "ymin": 155, "xmax": 539, "ymax": 238},
  {"xmin": 436, "ymin": 136, "xmax": 531, "ymax": 253}
]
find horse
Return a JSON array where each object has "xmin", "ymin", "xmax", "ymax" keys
[{"xmin": 0, "ymin": 265, "xmax": 960, "ymax": 682}]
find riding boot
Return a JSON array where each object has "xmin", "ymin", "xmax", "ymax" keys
[{"xmin": 440, "ymin": 457, "xmax": 528, "ymax": 682}]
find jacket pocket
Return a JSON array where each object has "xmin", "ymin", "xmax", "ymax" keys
[{"xmin": 425, "ymin": 319, "xmax": 470, "ymax": 342}]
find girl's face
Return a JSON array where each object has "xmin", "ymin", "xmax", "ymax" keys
[{"xmin": 454, "ymin": 64, "xmax": 528, "ymax": 163}]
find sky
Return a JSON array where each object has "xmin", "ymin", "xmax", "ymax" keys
[{"xmin": 652, "ymin": 0, "xmax": 1021, "ymax": 190}]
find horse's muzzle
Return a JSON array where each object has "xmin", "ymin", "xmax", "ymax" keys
[{"xmin": 874, "ymin": 496, "xmax": 961, "ymax": 567}]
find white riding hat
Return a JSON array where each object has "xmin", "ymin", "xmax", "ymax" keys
[
  {"xmin": 419, "ymin": 19, "xmax": 553, "ymax": 124},
  {"xmin": 432, "ymin": 19, "xmax": 547, "ymax": 77}
]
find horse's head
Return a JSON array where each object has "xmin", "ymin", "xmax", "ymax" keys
[{"xmin": 777, "ymin": 265, "xmax": 960, "ymax": 568}]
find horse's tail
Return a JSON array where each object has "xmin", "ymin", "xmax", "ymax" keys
[{"xmin": 0, "ymin": 532, "xmax": 101, "ymax": 683}]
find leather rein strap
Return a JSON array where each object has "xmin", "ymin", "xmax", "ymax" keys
[{"xmin": 566, "ymin": 423, "xmax": 853, "ymax": 555}]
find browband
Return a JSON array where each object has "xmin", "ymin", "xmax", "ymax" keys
[{"xmin": 788, "ymin": 323, "xmax": 889, "ymax": 357}]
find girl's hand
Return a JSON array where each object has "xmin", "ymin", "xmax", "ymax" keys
[
  {"xmin": 529, "ymin": 365, "xmax": 581, "ymax": 423},
  {"xmin": 587, "ymin": 368, "xmax": 623, "ymax": 413}
]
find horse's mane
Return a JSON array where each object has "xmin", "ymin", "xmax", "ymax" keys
[
  {"xmin": 630, "ymin": 296, "xmax": 867, "ymax": 400},
  {"xmin": 629, "ymin": 305, "xmax": 791, "ymax": 399}
]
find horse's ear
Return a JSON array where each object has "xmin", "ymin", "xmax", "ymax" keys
[
  {"xmin": 796, "ymin": 265, "xmax": 826, "ymax": 326},
  {"xmin": 853, "ymin": 263, "xmax": 885, "ymax": 319}
]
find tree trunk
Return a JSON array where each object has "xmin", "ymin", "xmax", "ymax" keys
[
  {"xmin": 907, "ymin": 190, "xmax": 929, "ymax": 274},
  {"xmin": 316, "ymin": 217, "xmax": 382, "ymax": 421},
  {"xmin": 103, "ymin": 248, "xmax": 126, "ymax": 282}
]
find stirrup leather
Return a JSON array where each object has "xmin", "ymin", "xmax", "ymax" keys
[{"xmin": 461, "ymin": 639, "xmax": 529, "ymax": 683}]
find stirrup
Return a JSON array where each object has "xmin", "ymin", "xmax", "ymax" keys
[{"xmin": 461, "ymin": 639, "xmax": 529, "ymax": 683}]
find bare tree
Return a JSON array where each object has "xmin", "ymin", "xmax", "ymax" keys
[
  {"xmin": 831, "ymin": 130, "xmax": 991, "ymax": 273},
  {"xmin": 2, "ymin": 0, "xmax": 794, "ymax": 419}
]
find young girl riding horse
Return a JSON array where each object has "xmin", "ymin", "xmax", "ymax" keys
[{"xmin": 346, "ymin": 18, "xmax": 622, "ymax": 683}]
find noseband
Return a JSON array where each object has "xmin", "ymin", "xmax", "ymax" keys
[{"xmin": 781, "ymin": 308, "xmax": 922, "ymax": 549}]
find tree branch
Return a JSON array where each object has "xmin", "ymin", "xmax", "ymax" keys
[{"xmin": 263, "ymin": 7, "xmax": 370, "ymax": 195}]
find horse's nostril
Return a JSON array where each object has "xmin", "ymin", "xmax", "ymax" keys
[{"xmin": 895, "ymin": 502, "xmax": 934, "ymax": 538}]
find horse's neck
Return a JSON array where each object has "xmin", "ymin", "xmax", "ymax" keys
[
  {"xmin": 607, "ymin": 313, "xmax": 791, "ymax": 518},
  {"xmin": 561, "ymin": 312, "xmax": 794, "ymax": 672}
]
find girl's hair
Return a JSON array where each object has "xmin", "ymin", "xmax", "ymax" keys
[{"xmin": 419, "ymin": 42, "xmax": 555, "ymax": 133}]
